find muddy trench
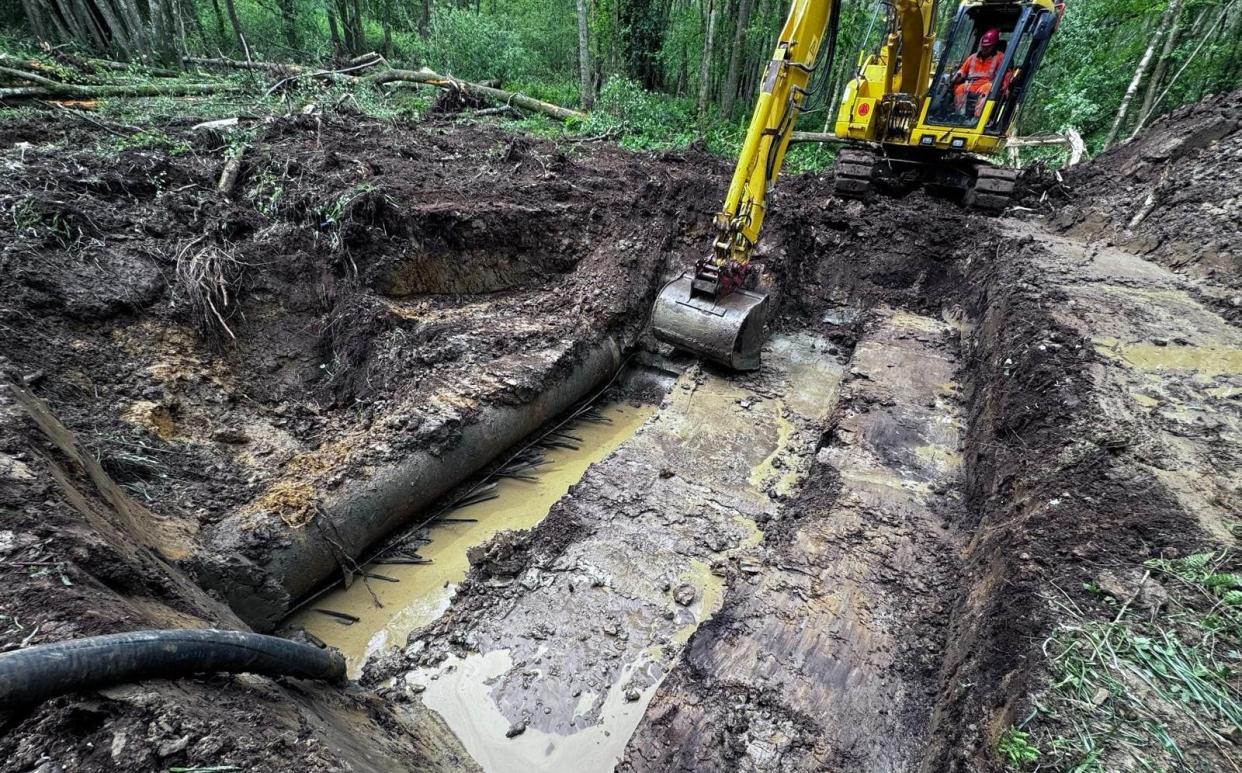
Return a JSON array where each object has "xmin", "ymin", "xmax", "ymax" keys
[{"xmin": 2, "ymin": 101, "xmax": 1239, "ymax": 772}]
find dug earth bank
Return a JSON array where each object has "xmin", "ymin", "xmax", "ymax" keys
[{"xmin": 1, "ymin": 91, "xmax": 1239, "ymax": 771}]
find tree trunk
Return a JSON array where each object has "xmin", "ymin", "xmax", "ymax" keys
[
  {"xmin": 1103, "ymin": 0, "xmax": 1182, "ymax": 150},
  {"xmin": 183, "ymin": 0, "xmax": 206, "ymax": 48},
  {"xmin": 1132, "ymin": 0, "xmax": 1186, "ymax": 135},
  {"xmin": 170, "ymin": 0, "xmax": 191, "ymax": 59},
  {"xmin": 333, "ymin": 0, "xmax": 365, "ymax": 57},
  {"xmin": 148, "ymin": 0, "xmax": 173, "ymax": 64},
  {"xmin": 63, "ymin": 0, "xmax": 103, "ymax": 50},
  {"xmin": 326, "ymin": 2, "xmax": 344, "ymax": 58},
  {"xmin": 576, "ymin": 0, "xmax": 594, "ymax": 109},
  {"xmin": 698, "ymin": 0, "xmax": 719, "ymax": 124},
  {"xmin": 221, "ymin": 0, "xmax": 247, "ymax": 57},
  {"xmin": 91, "ymin": 0, "xmax": 138, "ymax": 57},
  {"xmin": 278, "ymin": 0, "xmax": 300, "ymax": 51},
  {"xmin": 207, "ymin": 0, "xmax": 228, "ymax": 47},
  {"xmin": 20, "ymin": 0, "xmax": 48, "ymax": 41},
  {"xmin": 350, "ymin": 0, "xmax": 366, "ymax": 56},
  {"xmin": 721, "ymin": 0, "xmax": 754, "ymax": 118},
  {"xmin": 42, "ymin": 2, "xmax": 76, "ymax": 42},
  {"xmin": 114, "ymin": 0, "xmax": 149, "ymax": 49},
  {"xmin": 419, "ymin": 0, "xmax": 431, "ymax": 38}
]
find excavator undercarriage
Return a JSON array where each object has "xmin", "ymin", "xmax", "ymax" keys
[{"xmin": 832, "ymin": 147, "xmax": 1024, "ymax": 213}]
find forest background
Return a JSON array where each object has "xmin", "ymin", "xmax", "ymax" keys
[{"xmin": 2, "ymin": 0, "xmax": 1240, "ymax": 165}]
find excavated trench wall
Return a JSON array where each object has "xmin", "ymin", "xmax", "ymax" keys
[{"xmin": 916, "ymin": 230, "xmax": 1213, "ymax": 771}]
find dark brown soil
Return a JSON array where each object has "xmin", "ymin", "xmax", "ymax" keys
[
  {"xmin": 2, "ymin": 92, "xmax": 1238, "ymax": 772},
  {"xmin": 1054, "ymin": 88, "xmax": 1241, "ymax": 289},
  {"xmin": 0, "ymin": 113, "xmax": 724, "ymax": 532},
  {"xmin": 0, "ymin": 111, "xmax": 721, "ymax": 772},
  {"xmin": 917, "ymin": 232, "xmax": 1218, "ymax": 771}
]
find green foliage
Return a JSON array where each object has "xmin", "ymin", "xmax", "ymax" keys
[
  {"xmin": 112, "ymin": 128, "xmax": 192, "ymax": 155},
  {"xmin": 1147, "ymin": 552, "xmax": 1242, "ymax": 607},
  {"xmin": 1022, "ymin": 0, "xmax": 1242, "ymax": 149},
  {"xmin": 508, "ymin": 79, "xmax": 580, "ymax": 110},
  {"xmin": 248, "ymin": 166, "xmax": 286, "ymax": 220},
  {"xmin": 1025, "ymin": 553, "xmax": 1242, "ymax": 771},
  {"xmin": 585, "ymin": 75, "xmax": 698, "ymax": 148},
  {"xmin": 403, "ymin": 7, "xmax": 535, "ymax": 83},
  {"xmin": 998, "ymin": 726, "xmax": 1041, "ymax": 768}
]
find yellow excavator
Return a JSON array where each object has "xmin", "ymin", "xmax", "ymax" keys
[{"xmin": 652, "ymin": 0, "xmax": 1065, "ymax": 370}]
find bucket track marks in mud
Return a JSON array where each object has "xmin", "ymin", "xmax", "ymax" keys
[{"xmin": 622, "ymin": 308, "xmax": 967, "ymax": 773}]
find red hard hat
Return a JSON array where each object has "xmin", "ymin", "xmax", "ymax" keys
[{"xmin": 981, "ymin": 28, "xmax": 1001, "ymax": 47}]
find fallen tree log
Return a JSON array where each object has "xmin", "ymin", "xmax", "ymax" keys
[
  {"xmin": 788, "ymin": 131, "xmax": 847, "ymax": 144},
  {"xmin": 183, "ymin": 56, "xmax": 302, "ymax": 75},
  {"xmin": 368, "ymin": 68, "xmax": 585, "ymax": 122},
  {"xmin": 1, "ymin": 57, "xmax": 580, "ymax": 124},
  {"xmin": 1, "ymin": 64, "xmax": 242, "ymax": 99},
  {"xmin": 87, "ymin": 58, "xmax": 179, "ymax": 78}
]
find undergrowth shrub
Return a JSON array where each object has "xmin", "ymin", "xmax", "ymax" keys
[{"xmin": 403, "ymin": 8, "xmax": 535, "ymax": 83}]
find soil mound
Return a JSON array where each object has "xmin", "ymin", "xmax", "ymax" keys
[
  {"xmin": 0, "ymin": 114, "xmax": 722, "ymax": 538},
  {"xmin": 1056, "ymin": 88, "xmax": 1242, "ymax": 286}
]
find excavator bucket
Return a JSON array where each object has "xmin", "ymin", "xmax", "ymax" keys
[{"xmin": 651, "ymin": 272, "xmax": 769, "ymax": 370}]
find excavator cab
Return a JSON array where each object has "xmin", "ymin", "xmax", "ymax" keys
[{"xmin": 925, "ymin": 2, "xmax": 1059, "ymax": 135}]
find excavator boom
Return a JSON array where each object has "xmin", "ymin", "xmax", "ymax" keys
[{"xmin": 652, "ymin": 0, "xmax": 841, "ymax": 370}]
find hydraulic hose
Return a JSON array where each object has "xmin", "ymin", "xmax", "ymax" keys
[{"xmin": 0, "ymin": 629, "xmax": 346, "ymax": 707}]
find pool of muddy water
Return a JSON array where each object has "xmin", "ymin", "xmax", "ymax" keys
[{"xmin": 285, "ymin": 401, "xmax": 657, "ymax": 677}]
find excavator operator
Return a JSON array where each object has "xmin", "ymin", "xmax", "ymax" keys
[{"xmin": 951, "ymin": 27, "xmax": 1006, "ymax": 116}]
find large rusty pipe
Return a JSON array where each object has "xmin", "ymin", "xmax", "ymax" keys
[{"xmin": 196, "ymin": 337, "xmax": 622, "ymax": 630}]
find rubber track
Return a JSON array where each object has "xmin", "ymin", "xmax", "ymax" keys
[
  {"xmin": 834, "ymin": 147, "xmax": 876, "ymax": 199},
  {"xmin": 965, "ymin": 166, "xmax": 1021, "ymax": 213}
]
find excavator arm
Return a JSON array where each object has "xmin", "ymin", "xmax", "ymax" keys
[
  {"xmin": 652, "ymin": 0, "xmax": 842, "ymax": 370},
  {"xmin": 711, "ymin": 0, "xmax": 842, "ymax": 290}
]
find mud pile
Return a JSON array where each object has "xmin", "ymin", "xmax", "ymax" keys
[
  {"xmin": 1056, "ymin": 88, "xmax": 1241, "ymax": 287},
  {"xmin": 0, "ymin": 113, "xmax": 722, "ymax": 535},
  {"xmin": 0, "ymin": 113, "xmax": 718, "ymax": 771}
]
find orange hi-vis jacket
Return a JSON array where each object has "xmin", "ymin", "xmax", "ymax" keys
[{"xmin": 954, "ymin": 51, "xmax": 1004, "ymax": 115}]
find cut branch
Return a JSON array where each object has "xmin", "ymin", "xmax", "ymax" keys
[
  {"xmin": 88, "ymin": 58, "xmax": 180, "ymax": 77},
  {"xmin": 218, "ymin": 144, "xmax": 246, "ymax": 194},
  {"xmin": 184, "ymin": 55, "xmax": 303, "ymax": 75},
  {"xmin": 788, "ymin": 131, "xmax": 848, "ymax": 144}
]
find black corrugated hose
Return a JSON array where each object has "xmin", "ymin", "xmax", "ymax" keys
[{"xmin": 0, "ymin": 629, "xmax": 346, "ymax": 707}]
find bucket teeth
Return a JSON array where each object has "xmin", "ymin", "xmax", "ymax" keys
[{"xmin": 651, "ymin": 273, "xmax": 769, "ymax": 370}]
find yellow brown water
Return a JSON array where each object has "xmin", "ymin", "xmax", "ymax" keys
[
  {"xmin": 286, "ymin": 401, "xmax": 656, "ymax": 677},
  {"xmin": 1094, "ymin": 337, "xmax": 1242, "ymax": 377}
]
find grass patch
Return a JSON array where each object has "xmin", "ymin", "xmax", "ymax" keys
[
  {"xmin": 111, "ymin": 127, "xmax": 192, "ymax": 155},
  {"xmin": 5, "ymin": 196, "xmax": 87, "ymax": 250},
  {"xmin": 999, "ymin": 726, "xmax": 1042, "ymax": 767},
  {"xmin": 1021, "ymin": 553, "xmax": 1242, "ymax": 772}
]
